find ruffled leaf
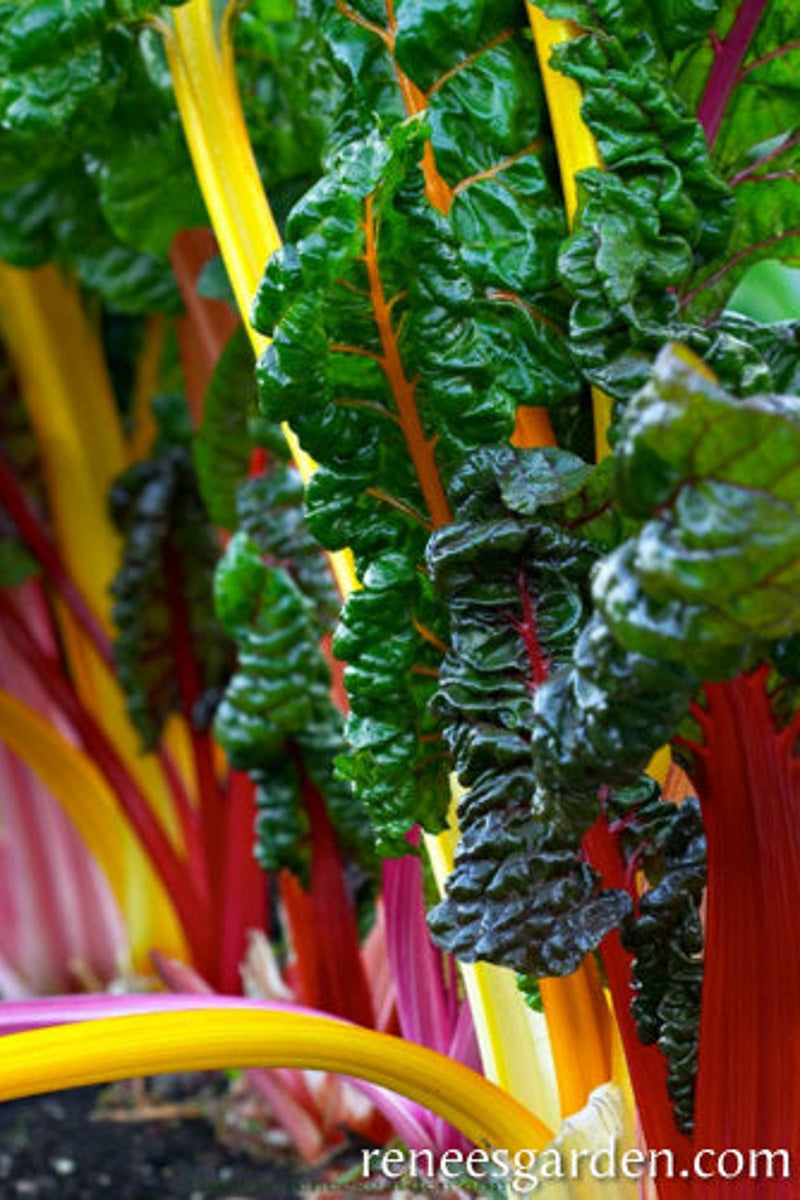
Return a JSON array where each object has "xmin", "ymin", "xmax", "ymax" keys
[
  {"xmin": 214, "ymin": 470, "xmax": 373, "ymax": 879},
  {"xmin": 110, "ymin": 419, "xmax": 234, "ymax": 751}
]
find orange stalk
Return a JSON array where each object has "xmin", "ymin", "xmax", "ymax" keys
[{"xmin": 362, "ymin": 194, "xmax": 452, "ymax": 528}]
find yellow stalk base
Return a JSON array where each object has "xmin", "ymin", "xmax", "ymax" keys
[{"xmin": 0, "ymin": 1010, "xmax": 551, "ymax": 1153}]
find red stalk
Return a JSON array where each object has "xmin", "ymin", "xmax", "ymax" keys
[
  {"xmin": 278, "ymin": 753, "xmax": 374, "ymax": 1028},
  {"xmin": 170, "ymin": 228, "xmax": 239, "ymax": 426},
  {"xmin": 217, "ymin": 769, "xmax": 267, "ymax": 993},
  {"xmin": 513, "ymin": 568, "xmax": 694, "ymax": 1172},
  {"xmin": 0, "ymin": 450, "xmax": 114, "ymax": 669},
  {"xmin": 691, "ymin": 669, "xmax": 800, "ymax": 1198},
  {"xmin": 163, "ymin": 553, "xmax": 227, "ymax": 975}
]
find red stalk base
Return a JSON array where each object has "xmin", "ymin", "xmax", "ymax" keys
[
  {"xmin": 584, "ymin": 819, "xmax": 694, "ymax": 1199},
  {"xmin": 691, "ymin": 669, "xmax": 800, "ymax": 1198}
]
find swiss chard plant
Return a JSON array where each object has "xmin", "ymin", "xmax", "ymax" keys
[
  {"xmin": 0, "ymin": 0, "xmax": 798, "ymax": 1196},
  {"xmin": 246, "ymin": 0, "xmax": 800, "ymax": 1185}
]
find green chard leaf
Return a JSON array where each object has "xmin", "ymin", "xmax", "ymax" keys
[
  {"xmin": 530, "ymin": 345, "xmax": 800, "ymax": 817},
  {"xmin": 214, "ymin": 469, "xmax": 374, "ymax": 880},
  {"xmin": 109, "ymin": 409, "xmax": 235, "ymax": 751},
  {"xmin": 618, "ymin": 791, "xmax": 706, "ymax": 1135},
  {"xmin": 536, "ymin": 0, "xmax": 800, "ymax": 409},
  {"xmin": 193, "ymin": 326, "xmax": 263, "ymax": 532},
  {"xmin": 598, "ymin": 345, "xmax": 800, "ymax": 675},
  {"xmin": 0, "ymin": 19, "xmax": 193, "ymax": 311},
  {"xmin": 0, "ymin": 1, "xmax": 343, "ymax": 301},
  {"xmin": 234, "ymin": 1, "xmax": 342, "ymax": 226}
]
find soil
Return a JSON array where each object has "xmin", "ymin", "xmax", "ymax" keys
[
  {"xmin": 0, "ymin": 1078, "xmax": 477, "ymax": 1199},
  {"xmin": 0, "ymin": 1080, "xmax": 306, "ymax": 1199}
]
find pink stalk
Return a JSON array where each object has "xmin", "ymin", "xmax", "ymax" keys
[
  {"xmin": 382, "ymin": 847, "xmax": 459, "ymax": 1054},
  {"xmin": 0, "ymin": 588, "xmax": 216, "ymax": 977},
  {"xmin": 0, "ymin": 446, "xmax": 209, "ymax": 898},
  {"xmin": 696, "ymin": 0, "xmax": 769, "ymax": 147},
  {"xmin": 361, "ymin": 902, "xmax": 398, "ymax": 1034},
  {"xmin": 0, "ymin": 584, "xmax": 124, "ymax": 993},
  {"xmin": 382, "ymin": 836, "xmax": 478, "ymax": 1154}
]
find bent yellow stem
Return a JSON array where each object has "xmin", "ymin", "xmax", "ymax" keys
[
  {"xmin": 0, "ymin": 1010, "xmax": 551, "ymax": 1153},
  {"xmin": 163, "ymin": 0, "xmax": 559, "ymax": 1129}
]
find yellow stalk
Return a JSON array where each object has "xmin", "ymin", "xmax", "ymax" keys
[
  {"xmin": 0, "ymin": 263, "xmax": 126, "ymax": 619},
  {"xmin": 0, "ymin": 1010, "xmax": 551, "ymax": 1153},
  {"xmin": 0, "ymin": 262, "xmax": 187, "ymax": 967},
  {"xmin": 164, "ymin": 2, "xmax": 355, "ymax": 597},
  {"xmin": 162, "ymin": 0, "xmax": 560, "ymax": 1126},
  {"xmin": 527, "ymin": 6, "xmax": 613, "ymax": 460}
]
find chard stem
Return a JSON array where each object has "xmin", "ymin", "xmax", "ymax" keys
[{"xmin": 696, "ymin": 0, "xmax": 769, "ymax": 148}]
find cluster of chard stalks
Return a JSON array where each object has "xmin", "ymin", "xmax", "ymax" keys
[{"xmin": 0, "ymin": 2, "xmax": 797, "ymax": 1199}]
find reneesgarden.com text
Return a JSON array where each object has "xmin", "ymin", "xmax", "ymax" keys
[{"xmin": 362, "ymin": 1140, "xmax": 791, "ymax": 1194}]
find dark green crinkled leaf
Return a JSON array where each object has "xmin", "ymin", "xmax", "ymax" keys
[
  {"xmin": 427, "ymin": 444, "xmax": 632, "ymax": 974},
  {"xmin": 110, "ymin": 428, "xmax": 234, "ymax": 751},
  {"xmin": 619, "ymin": 793, "xmax": 705, "ymax": 1134},
  {"xmin": 236, "ymin": 469, "xmax": 340, "ymax": 633}
]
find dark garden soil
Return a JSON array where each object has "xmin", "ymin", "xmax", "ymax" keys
[
  {"xmin": 0, "ymin": 1079, "xmax": 310, "ymax": 1199},
  {"xmin": 0, "ymin": 1077, "xmax": 479, "ymax": 1199}
]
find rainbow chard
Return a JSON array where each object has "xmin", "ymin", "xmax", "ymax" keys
[{"xmin": 253, "ymin": 0, "xmax": 578, "ymax": 851}]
